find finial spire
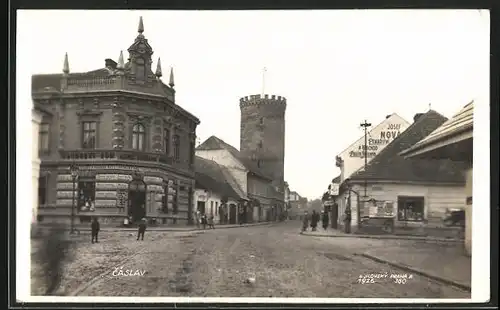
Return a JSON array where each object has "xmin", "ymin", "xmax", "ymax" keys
[
  {"xmin": 63, "ymin": 53, "xmax": 70, "ymax": 75},
  {"xmin": 169, "ymin": 67, "xmax": 175, "ymax": 88},
  {"xmin": 138, "ymin": 16, "xmax": 144, "ymax": 34},
  {"xmin": 117, "ymin": 50, "xmax": 125, "ymax": 69},
  {"xmin": 429, "ymin": 103, "xmax": 432, "ymax": 111},
  {"xmin": 155, "ymin": 58, "xmax": 162, "ymax": 78}
]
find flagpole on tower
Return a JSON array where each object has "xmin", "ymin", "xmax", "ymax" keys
[{"xmin": 262, "ymin": 67, "xmax": 267, "ymax": 96}]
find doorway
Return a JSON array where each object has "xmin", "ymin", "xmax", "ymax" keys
[
  {"xmin": 128, "ymin": 179, "xmax": 147, "ymax": 223},
  {"xmin": 197, "ymin": 201, "xmax": 206, "ymax": 214},
  {"xmin": 331, "ymin": 204, "xmax": 339, "ymax": 229},
  {"xmin": 229, "ymin": 203, "xmax": 237, "ymax": 224}
]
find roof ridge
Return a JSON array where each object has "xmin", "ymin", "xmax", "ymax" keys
[{"xmin": 349, "ymin": 110, "xmax": 448, "ymax": 180}]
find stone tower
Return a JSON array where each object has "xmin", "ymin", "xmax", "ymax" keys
[{"xmin": 240, "ymin": 94, "xmax": 286, "ymax": 193}]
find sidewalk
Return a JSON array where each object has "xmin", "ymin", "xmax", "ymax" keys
[
  {"xmin": 300, "ymin": 229, "xmax": 464, "ymax": 243},
  {"xmin": 35, "ymin": 221, "xmax": 277, "ymax": 232},
  {"xmin": 358, "ymin": 243, "xmax": 471, "ymax": 292}
]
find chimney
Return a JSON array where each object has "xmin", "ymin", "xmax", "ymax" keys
[
  {"xmin": 105, "ymin": 59, "xmax": 118, "ymax": 70},
  {"xmin": 413, "ymin": 113, "xmax": 424, "ymax": 123}
]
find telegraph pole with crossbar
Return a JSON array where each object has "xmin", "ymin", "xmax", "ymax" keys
[{"xmin": 360, "ymin": 120, "xmax": 372, "ymax": 198}]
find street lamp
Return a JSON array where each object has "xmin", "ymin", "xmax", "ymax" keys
[{"xmin": 70, "ymin": 163, "xmax": 79, "ymax": 235}]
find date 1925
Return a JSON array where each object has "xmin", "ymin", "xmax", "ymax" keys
[{"xmin": 357, "ymin": 273, "xmax": 413, "ymax": 284}]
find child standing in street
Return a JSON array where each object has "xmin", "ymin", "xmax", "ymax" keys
[
  {"xmin": 91, "ymin": 217, "xmax": 100, "ymax": 243},
  {"xmin": 137, "ymin": 217, "xmax": 147, "ymax": 241}
]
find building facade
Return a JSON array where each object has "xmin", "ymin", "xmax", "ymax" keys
[
  {"xmin": 196, "ymin": 136, "xmax": 281, "ymax": 223},
  {"xmin": 332, "ymin": 113, "xmax": 410, "ymax": 187},
  {"xmin": 239, "ymin": 94, "xmax": 286, "ymax": 206},
  {"xmin": 32, "ymin": 105, "xmax": 45, "ymax": 224},
  {"xmin": 194, "ymin": 155, "xmax": 244, "ymax": 224},
  {"xmin": 333, "ymin": 110, "xmax": 467, "ymax": 234},
  {"xmin": 33, "ymin": 17, "xmax": 200, "ymax": 226},
  {"xmin": 400, "ymin": 101, "xmax": 473, "ymax": 256}
]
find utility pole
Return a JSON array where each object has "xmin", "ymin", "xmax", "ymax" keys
[{"xmin": 360, "ymin": 120, "xmax": 372, "ymax": 198}]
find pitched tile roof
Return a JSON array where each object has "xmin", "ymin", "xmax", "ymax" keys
[
  {"xmin": 194, "ymin": 156, "xmax": 244, "ymax": 200},
  {"xmin": 197, "ymin": 135, "xmax": 272, "ymax": 180},
  {"xmin": 400, "ymin": 101, "xmax": 473, "ymax": 156},
  {"xmin": 349, "ymin": 110, "xmax": 466, "ymax": 184}
]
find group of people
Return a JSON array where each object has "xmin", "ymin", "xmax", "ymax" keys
[
  {"xmin": 301, "ymin": 210, "xmax": 330, "ymax": 232},
  {"xmin": 90, "ymin": 217, "xmax": 148, "ymax": 243},
  {"xmin": 194, "ymin": 210, "xmax": 215, "ymax": 229}
]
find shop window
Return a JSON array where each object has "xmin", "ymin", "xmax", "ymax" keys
[
  {"xmin": 38, "ymin": 175, "xmax": 48, "ymax": 206},
  {"xmin": 215, "ymin": 201, "xmax": 218, "ymax": 216},
  {"xmin": 39, "ymin": 123, "xmax": 50, "ymax": 153},
  {"xmin": 77, "ymin": 179, "xmax": 96, "ymax": 212},
  {"xmin": 132, "ymin": 123, "xmax": 146, "ymax": 151},
  {"xmin": 397, "ymin": 196, "xmax": 425, "ymax": 222},
  {"xmin": 79, "ymin": 215, "xmax": 92, "ymax": 223},
  {"xmin": 210, "ymin": 201, "xmax": 214, "ymax": 215},
  {"xmin": 82, "ymin": 121, "xmax": 97, "ymax": 149}
]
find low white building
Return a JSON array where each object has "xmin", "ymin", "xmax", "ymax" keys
[
  {"xmin": 400, "ymin": 101, "xmax": 473, "ymax": 255},
  {"xmin": 196, "ymin": 136, "xmax": 279, "ymax": 224},
  {"xmin": 194, "ymin": 156, "xmax": 245, "ymax": 224},
  {"xmin": 334, "ymin": 110, "xmax": 467, "ymax": 234}
]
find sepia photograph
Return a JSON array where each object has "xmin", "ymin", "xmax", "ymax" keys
[{"xmin": 15, "ymin": 9, "xmax": 490, "ymax": 304}]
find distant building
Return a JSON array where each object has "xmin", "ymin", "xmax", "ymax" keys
[
  {"xmin": 32, "ymin": 17, "xmax": 200, "ymax": 226},
  {"xmin": 196, "ymin": 136, "xmax": 281, "ymax": 223},
  {"xmin": 335, "ymin": 110, "xmax": 467, "ymax": 233},
  {"xmin": 193, "ymin": 156, "xmax": 245, "ymax": 225},
  {"xmin": 288, "ymin": 191, "xmax": 307, "ymax": 219},
  {"xmin": 400, "ymin": 101, "xmax": 473, "ymax": 255}
]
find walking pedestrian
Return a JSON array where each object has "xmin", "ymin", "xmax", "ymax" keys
[
  {"xmin": 202, "ymin": 213, "xmax": 207, "ymax": 230},
  {"xmin": 91, "ymin": 217, "xmax": 100, "ymax": 243},
  {"xmin": 194, "ymin": 211, "xmax": 200, "ymax": 229},
  {"xmin": 208, "ymin": 214, "xmax": 215, "ymax": 229},
  {"xmin": 301, "ymin": 211, "xmax": 309, "ymax": 232},
  {"xmin": 322, "ymin": 211, "xmax": 329, "ymax": 230},
  {"xmin": 137, "ymin": 217, "xmax": 147, "ymax": 241},
  {"xmin": 311, "ymin": 210, "xmax": 319, "ymax": 231}
]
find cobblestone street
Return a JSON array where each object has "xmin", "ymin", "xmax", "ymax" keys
[{"xmin": 31, "ymin": 221, "xmax": 470, "ymax": 298}]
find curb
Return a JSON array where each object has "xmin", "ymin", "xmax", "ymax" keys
[
  {"xmin": 300, "ymin": 231, "xmax": 464, "ymax": 243},
  {"xmin": 357, "ymin": 253, "xmax": 471, "ymax": 292},
  {"xmin": 36, "ymin": 222, "xmax": 277, "ymax": 233}
]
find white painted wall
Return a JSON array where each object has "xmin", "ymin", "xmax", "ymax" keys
[
  {"xmin": 335, "ymin": 182, "xmax": 465, "ymax": 229},
  {"xmin": 32, "ymin": 108, "xmax": 42, "ymax": 224},
  {"xmin": 196, "ymin": 149, "xmax": 248, "ymax": 197},
  {"xmin": 193, "ymin": 188, "xmax": 240, "ymax": 224},
  {"xmin": 336, "ymin": 114, "xmax": 411, "ymax": 183}
]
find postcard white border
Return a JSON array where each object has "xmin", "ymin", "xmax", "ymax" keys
[{"xmin": 15, "ymin": 9, "xmax": 490, "ymax": 304}]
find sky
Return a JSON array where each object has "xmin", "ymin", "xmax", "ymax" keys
[{"xmin": 17, "ymin": 9, "xmax": 490, "ymax": 200}]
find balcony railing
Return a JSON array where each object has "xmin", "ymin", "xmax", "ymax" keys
[
  {"xmin": 67, "ymin": 77, "xmax": 116, "ymax": 87},
  {"xmin": 59, "ymin": 149, "xmax": 174, "ymax": 165}
]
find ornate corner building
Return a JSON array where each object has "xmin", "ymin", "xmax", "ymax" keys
[{"xmin": 32, "ymin": 17, "xmax": 200, "ymax": 226}]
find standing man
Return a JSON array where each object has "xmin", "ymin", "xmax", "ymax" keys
[
  {"xmin": 322, "ymin": 210, "xmax": 329, "ymax": 230},
  {"xmin": 137, "ymin": 217, "xmax": 147, "ymax": 241},
  {"xmin": 91, "ymin": 217, "xmax": 100, "ymax": 243}
]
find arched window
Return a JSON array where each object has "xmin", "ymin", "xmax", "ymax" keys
[{"xmin": 132, "ymin": 124, "xmax": 146, "ymax": 150}]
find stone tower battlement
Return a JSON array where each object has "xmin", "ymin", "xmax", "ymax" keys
[
  {"xmin": 239, "ymin": 94, "xmax": 287, "ymax": 110},
  {"xmin": 239, "ymin": 93, "xmax": 286, "ymax": 197}
]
